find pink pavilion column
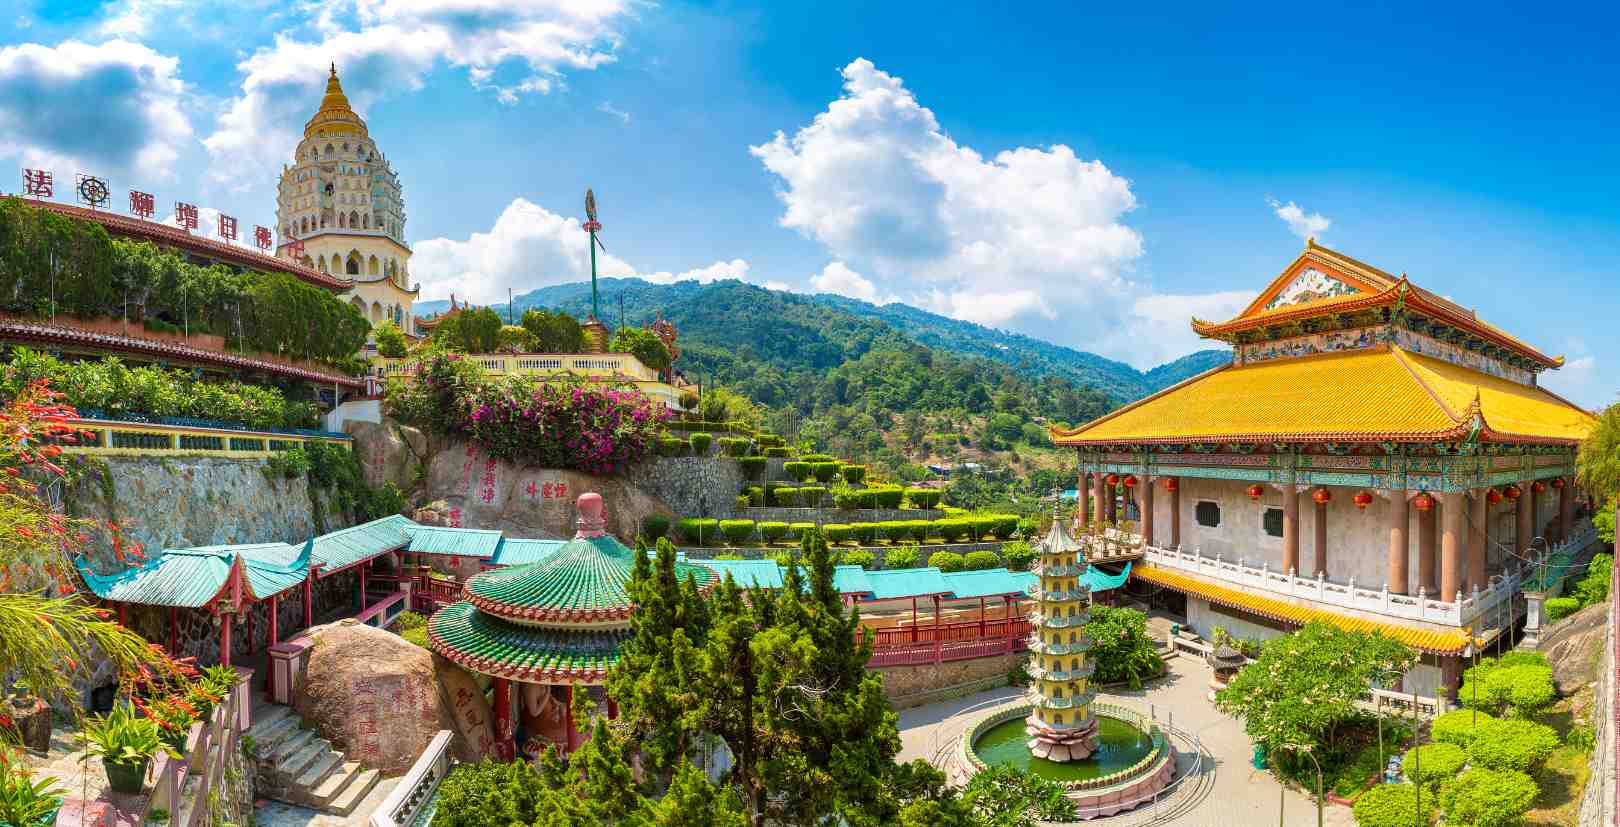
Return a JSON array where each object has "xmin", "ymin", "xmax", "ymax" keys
[
  {"xmin": 1441, "ymin": 491, "xmax": 1464, "ymax": 602},
  {"xmin": 1388, "ymin": 488, "xmax": 1410, "ymax": 595}
]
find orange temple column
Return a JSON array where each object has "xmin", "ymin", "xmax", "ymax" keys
[
  {"xmin": 1468, "ymin": 490, "xmax": 1489, "ymax": 594},
  {"xmin": 492, "ymin": 678, "xmax": 513, "ymax": 760},
  {"xmin": 1312, "ymin": 488, "xmax": 1328, "ymax": 577},
  {"xmin": 1516, "ymin": 483, "xmax": 1532, "ymax": 558},
  {"xmin": 1093, "ymin": 472, "xmax": 1107, "ymax": 524},
  {"xmin": 1140, "ymin": 476, "xmax": 1155, "ymax": 547},
  {"xmin": 1531, "ymin": 484, "xmax": 1542, "ymax": 543},
  {"xmin": 1441, "ymin": 491, "xmax": 1464, "ymax": 602},
  {"xmin": 1388, "ymin": 489, "xmax": 1409, "ymax": 594},
  {"xmin": 1417, "ymin": 498, "xmax": 1438, "ymax": 595},
  {"xmin": 1077, "ymin": 470, "xmax": 1089, "ymax": 528},
  {"xmin": 1558, "ymin": 479, "xmax": 1573, "ymax": 542},
  {"xmin": 1281, "ymin": 482, "xmax": 1299, "ymax": 576},
  {"xmin": 1168, "ymin": 478, "xmax": 1181, "ymax": 548}
]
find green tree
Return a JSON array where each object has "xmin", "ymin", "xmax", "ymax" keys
[
  {"xmin": 1578, "ymin": 401, "xmax": 1620, "ymax": 499},
  {"xmin": 1084, "ymin": 605, "xmax": 1163, "ymax": 689},
  {"xmin": 1215, "ymin": 622, "xmax": 1416, "ymax": 756},
  {"xmin": 373, "ymin": 319, "xmax": 408, "ymax": 357},
  {"xmin": 521, "ymin": 308, "xmax": 588, "ymax": 353},
  {"xmin": 611, "ymin": 326, "xmax": 673, "ymax": 372}
]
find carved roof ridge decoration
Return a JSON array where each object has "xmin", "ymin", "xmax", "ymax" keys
[
  {"xmin": 1, "ymin": 196, "xmax": 353, "ymax": 292},
  {"xmin": 1191, "ymin": 241, "xmax": 1562, "ymax": 368}
]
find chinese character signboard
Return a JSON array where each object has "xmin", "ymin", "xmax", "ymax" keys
[
  {"xmin": 23, "ymin": 169, "xmax": 52, "ymax": 199},
  {"xmin": 284, "ymin": 238, "xmax": 304, "ymax": 261},
  {"xmin": 175, "ymin": 202, "xmax": 198, "ymax": 231},
  {"xmin": 218, "ymin": 214, "xmax": 237, "ymax": 242},
  {"xmin": 129, "ymin": 190, "xmax": 154, "ymax": 219},
  {"xmin": 254, "ymin": 225, "xmax": 272, "ymax": 251},
  {"xmin": 75, "ymin": 174, "xmax": 110, "ymax": 208}
]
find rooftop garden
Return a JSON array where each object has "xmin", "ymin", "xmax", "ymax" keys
[{"xmin": 0, "ymin": 199, "xmax": 370, "ymax": 373}]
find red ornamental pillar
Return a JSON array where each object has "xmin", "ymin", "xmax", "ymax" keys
[
  {"xmin": 1168, "ymin": 477, "xmax": 1181, "ymax": 548},
  {"xmin": 1468, "ymin": 490, "xmax": 1489, "ymax": 594},
  {"xmin": 1441, "ymin": 491, "xmax": 1464, "ymax": 602},
  {"xmin": 1388, "ymin": 488, "xmax": 1410, "ymax": 595},
  {"xmin": 1417, "ymin": 496, "xmax": 1438, "ymax": 595},
  {"xmin": 303, "ymin": 572, "xmax": 314, "ymax": 628},
  {"xmin": 116, "ymin": 602, "xmax": 126, "ymax": 627},
  {"xmin": 910, "ymin": 598, "xmax": 918, "ymax": 643},
  {"xmin": 1516, "ymin": 484, "xmax": 1532, "ymax": 558},
  {"xmin": 564, "ymin": 685, "xmax": 580, "ymax": 754},
  {"xmin": 1077, "ymin": 470, "xmax": 1089, "ymax": 529},
  {"xmin": 1281, "ymin": 482, "xmax": 1299, "ymax": 576},
  {"xmin": 269, "ymin": 595, "xmax": 279, "ymax": 647},
  {"xmin": 932, "ymin": 596, "xmax": 942, "ymax": 664},
  {"xmin": 219, "ymin": 612, "xmax": 233, "ymax": 668},
  {"xmin": 359, "ymin": 562, "xmax": 369, "ymax": 613},
  {"xmin": 1313, "ymin": 488, "xmax": 1329, "ymax": 578},
  {"xmin": 492, "ymin": 678, "xmax": 514, "ymax": 761},
  {"xmin": 1093, "ymin": 472, "xmax": 1107, "ymax": 525},
  {"xmin": 1140, "ymin": 475, "xmax": 1155, "ymax": 547}
]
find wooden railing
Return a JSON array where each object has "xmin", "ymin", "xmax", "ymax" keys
[
  {"xmin": 865, "ymin": 619, "xmax": 1030, "ymax": 668},
  {"xmin": 867, "ymin": 618, "xmax": 1029, "ymax": 647},
  {"xmin": 355, "ymin": 591, "xmax": 409, "ymax": 629}
]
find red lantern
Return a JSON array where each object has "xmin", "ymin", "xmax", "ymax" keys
[
  {"xmin": 1551, "ymin": 478, "xmax": 1565, "ymax": 490},
  {"xmin": 1105, "ymin": 473, "xmax": 1119, "ymax": 486},
  {"xmin": 1353, "ymin": 491, "xmax": 1373, "ymax": 510},
  {"xmin": 1503, "ymin": 484, "xmax": 1521, "ymax": 500},
  {"xmin": 1123, "ymin": 475, "xmax": 1138, "ymax": 488},
  {"xmin": 1246, "ymin": 484, "xmax": 1264, "ymax": 501},
  {"xmin": 1312, "ymin": 488, "xmax": 1331, "ymax": 505},
  {"xmin": 1531, "ymin": 480, "xmax": 1545, "ymax": 495},
  {"xmin": 1413, "ymin": 491, "xmax": 1435, "ymax": 512},
  {"xmin": 1162, "ymin": 478, "xmax": 1178, "ymax": 493},
  {"xmin": 1486, "ymin": 488, "xmax": 1503, "ymax": 505}
]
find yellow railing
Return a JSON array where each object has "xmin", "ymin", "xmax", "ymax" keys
[
  {"xmin": 64, "ymin": 419, "xmax": 350, "ymax": 458},
  {"xmin": 372, "ymin": 353, "xmax": 690, "ymax": 408}
]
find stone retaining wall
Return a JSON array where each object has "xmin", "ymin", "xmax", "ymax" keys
[
  {"xmin": 738, "ymin": 506, "xmax": 945, "ymax": 523},
  {"xmin": 875, "ymin": 651, "xmax": 1022, "ymax": 707},
  {"xmin": 679, "ymin": 541, "xmax": 1006, "ymax": 567},
  {"xmin": 628, "ymin": 456, "xmax": 747, "ymax": 519}
]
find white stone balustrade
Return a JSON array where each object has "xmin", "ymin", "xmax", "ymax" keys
[{"xmin": 1141, "ymin": 521, "xmax": 1596, "ymax": 629}]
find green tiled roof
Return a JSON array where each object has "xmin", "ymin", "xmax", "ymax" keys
[
  {"xmin": 308, "ymin": 514, "xmax": 416, "ymax": 571},
  {"xmin": 406, "ymin": 526, "xmax": 505, "ymax": 559},
  {"xmin": 941, "ymin": 569, "xmax": 1037, "ymax": 599},
  {"xmin": 76, "ymin": 541, "xmax": 308, "ymax": 608},
  {"xmin": 859, "ymin": 567, "xmax": 952, "ymax": 600},
  {"xmin": 689, "ymin": 558, "xmax": 785, "ymax": 590},
  {"xmin": 491, "ymin": 538, "xmax": 567, "ymax": 568},
  {"xmin": 466, "ymin": 534, "xmax": 715, "ymax": 621},
  {"xmin": 1082, "ymin": 561, "xmax": 1131, "ymax": 593},
  {"xmin": 427, "ymin": 600, "xmax": 629, "ymax": 683}
]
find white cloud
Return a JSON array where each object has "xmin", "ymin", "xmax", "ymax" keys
[
  {"xmin": 1541, "ymin": 349, "xmax": 1611, "ymax": 411},
  {"xmin": 1123, "ymin": 290, "xmax": 1252, "ymax": 367},
  {"xmin": 0, "ymin": 39, "xmax": 193, "ymax": 181},
  {"xmin": 597, "ymin": 101, "xmax": 630, "ymax": 124},
  {"xmin": 413, "ymin": 198, "xmax": 754, "ymax": 304},
  {"xmin": 202, "ymin": 0, "xmax": 628, "ymax": 189},
  {"xmin": 1267, "ymin": 197, "xmax": 1331, "ymax": 240},
  {"xmin": 750, "ymin": 57, "xmax": 1245, "ymax": 367},
  {"xmin": 809, "ymin": 261, "xmax": 896, "ymax": 304}
]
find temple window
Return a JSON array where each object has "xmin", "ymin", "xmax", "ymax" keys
[
  {"xmin": 1263, "ymin": 507, "xmax": 1284, "ymax": 538},
  {"xmin": 1196, "ymin": 500, "xmax": 1221, "ymax": 528},
  {"xmin": 1054, "ymin": 714, "xmax": 1063, "ymax": 725}
]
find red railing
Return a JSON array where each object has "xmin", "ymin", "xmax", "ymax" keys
[
  {"xmin": 866, "ymin": 617, "xmax": 1028, "ymax": 648},
  {"xmin": 864, "ymin": 618, "xmax": 1029, "ymax": 667}
]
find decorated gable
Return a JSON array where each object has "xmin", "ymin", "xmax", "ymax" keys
[{"xmin": 1263, "ymin": 267, "xmax": 1359, "ymax": 310}]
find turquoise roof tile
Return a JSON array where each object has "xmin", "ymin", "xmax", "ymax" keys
[
  {"xmin": 690, "ymin": 558, "xmax": 786, "ymax": 590},
  {"xmin": 941, "ymin": 569, "xmax": 1038, "ymax": 599},
  {"xmin": 308, "ymin": 514, "xmax": 416, "ymax": 571},
  {"xmin": 406, "ymin": 526, "xmax": 505, "ymax": 559},
  {"xmin": 492, "ymin": 538, "xmax": 567, "ymax": 567},
  {"xmin": 859, "ymin": 568, "xmax": 952, "ymax": 600}
]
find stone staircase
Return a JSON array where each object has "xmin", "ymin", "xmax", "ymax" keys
[{"xmin": 245, "ymin": 705, "xmax": 380, "ymax": 815}]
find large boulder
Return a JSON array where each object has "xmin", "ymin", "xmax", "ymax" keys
[
  {"xmin": 345, "ymin": 419, "xmax": 428, "ymax": 492},
  {"xmin": 1537, "ymin": 600, "xmax": 1609, "ymax": 694},
  {"xmin": 293, "ymin": 619, "xmax": 459, "ymax": 773}
]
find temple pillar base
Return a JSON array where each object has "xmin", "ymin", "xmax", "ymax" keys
[{"xmin": 1024, "ymin": 714, "xmax": 1099, "ymax": 763}]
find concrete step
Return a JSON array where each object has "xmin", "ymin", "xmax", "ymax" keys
[
  {"xmin": 276, "ymin": 737, "xmax": 331, "ymax": 782},
  {"xmin": 267, "ymin": 727, "xmax": 316, "ymax": 765},
  {"xmin": 328, "ymin": 767, "xmax": 381, "ymax": 815},
  {"xmin": 294, "ymin": 748, "xmax": 343, "ymax": 792},
  {"xmin": 310, "ymin": 759, "xmax": 362, "ymax": 806},
  {"xmin": 245, "ymin": 714, "xmax": 299, "ymax": 754}
]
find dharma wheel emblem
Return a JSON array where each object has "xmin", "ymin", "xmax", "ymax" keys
[{"xmin": 75, "ymin": 174, "xmax": 110, "ymax": 208}]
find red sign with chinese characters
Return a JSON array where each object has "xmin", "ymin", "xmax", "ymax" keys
[
  {"xmin": 23, "ymin": 169, "xmax": 52, "ymax": 198},
  {"xmin": 175, "ymin": 202, "xmax": 198, "ymax": 231},
  {"xmin": 218, "ymin": 214, "xmax": 237, "ymax": 242},
  {"xmin": 253, "ymin": 225, "xmax": 272, "ymax": 251},
  {"xmin": 284, "ymin": 238, "xmax": 304, "ymax": 260},
  {"xmin": 129, "ymin": 190, "xmax": 154, "ymax": 219}
]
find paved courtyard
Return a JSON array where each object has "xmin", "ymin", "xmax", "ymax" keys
[{"xmin": 898, "ymin": 654, "xmax": 1358, "ymax": 826}]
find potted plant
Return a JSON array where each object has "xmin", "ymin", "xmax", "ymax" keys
[
  {"xmin": 0, "ymin": 746, "xmax": 63, "ymax": 827},
  {"xmin": 133, "ymin": 694, "xmax": 198, "ymax": 755},
  {"xmin": 80, "ymin": 701, "xmax": 165, "ymax": 794},
  {"xmin": 184, "ymin": 679, "xmax": 225, "ymax": 721}
]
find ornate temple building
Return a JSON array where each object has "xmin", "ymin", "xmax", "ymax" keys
[
  {"xmin": 1054, "ymin": 240, "xmax": 1598, "ymax": 698},
  {"xmin": 1026, "ymin": 516, "xmax": 1097, "ymax": 761},
  {"xmin": 277, "ymin": 66, "xmax": 419, "ymax": 335}
]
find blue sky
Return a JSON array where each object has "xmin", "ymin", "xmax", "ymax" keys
[{"xmin": 0, "ymin": 1, "xmax": 1615, "ymax": 405}]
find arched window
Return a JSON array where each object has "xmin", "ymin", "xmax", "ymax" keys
[
  {"xmin": 324, "ymin": 144, "xmax": 334, "ymax": 156},
  {"xmin": 337, "ymin": 212, "xmax": 345, "ymax": 228},
  {"xmin": 316, "ymin": 255, "xmax": 327, "ymax": 273},
  {"xmin": 362, "ymin": 214, "xmax": 369, "ymax": 229},
  {"xmin": 349, "ymin": 211, "xmax": 359, "ymax": 228},
  {"xmin": 349, "ymin": 297, "xmax": 365, "ymax": 316},
  {"xmin": 368, "ymin": 255, "xmax": 380, "ymax": 276},
  {"xmin": 1053, "ymin": 713, "xmax": 1063, "ymax": 725},
  {"xmin": 346, "ymin": 252, "xmax": 362, "ymax": 276},
  {"xmin": 370, "ymin": 301, "xmax": 382, "ymax": 322}
]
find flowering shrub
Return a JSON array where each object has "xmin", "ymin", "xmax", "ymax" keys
[{"xmin": 389, "ymin": 351, "xmax": 667, "ymax": 475}]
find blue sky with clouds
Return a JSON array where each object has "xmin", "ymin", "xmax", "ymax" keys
[{"xmin": 0, "ymin": 0, "xmax": 1614, "ymax": 405}]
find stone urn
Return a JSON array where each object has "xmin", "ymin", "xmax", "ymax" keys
[{"xmin": 7, "ymin": 694, "xmax": 51, "ymax": 755}]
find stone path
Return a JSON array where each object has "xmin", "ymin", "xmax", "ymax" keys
[
  {"xmin": 251, "ymin": 777, "xmax": 399, "ymax": 827},
  {"xmin": 897, "ymin": 655, "xmax": 1357, "ymax": 826}
]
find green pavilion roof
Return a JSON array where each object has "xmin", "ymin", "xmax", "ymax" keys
[
  {"xmin": 466, "ymin": 534, "xmax": 716, "ymax": 623},
  {"xmin": 491, "ymin": 538, "xmax": 567, "ymax": 568},
  {"xmin": 307, "ymin": 514, "xmax": 415, "ymax": 572},
  {"xmin": 427, "ymin": 601, "xmax": 630, "ymax": 684},
  {"xmin": 939, "ymin": 569, "xmax": 1037, "ymax": 599},
  {"xmin": 407, "ymin": 526, "xmax": 505, "ymax": 559},
  {"xmin": 76, "ymin": 542, "xmax": 308, "ymax": 609}
]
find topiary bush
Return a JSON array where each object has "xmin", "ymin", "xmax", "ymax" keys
[
  {"xmin": 734, "ymin": 494, "xmax": 751, "ymax": 511},
  {"xmin": 822, "ymin": 524, "xmax": 854, "ymax": 545},
  {"xmin": 738, "ymin": 456, "xmax": 767, "ymax": 479},
  {"xmin": 1439, "ymin": 767, "xmax": 1538, "ymax": 827},
  {"xmin": 929, "ymin": 551, "xmax": 965, "ymax": 573},
  {"xmin": 640, "ymin": 514, "xmax": 671, "ymax": 541},
  {"xmin": 903, "ymin": 520, "xmax": 934, "ymax": 542},
  {"xmin": 967, "ymin": 516, "xmax": 998, "ymax": 542},
  {"xmin": 849, "ymin": 522, "xmax": 878, "ymax": 545},
  {"xmin": 963, "ymin": 550, "xmax": 1001, "ymax": 571},
  {"xmin": 689, "ymin": 432, "xmax": 713, "ymax": 454},
  {"xmin": 1432, "ymin": 709, "xmax": 1496, "ymax": 748},
  {"xmin": 755, "ymin": 433, "xmax": 783, "ymax": 448},
  {"xmin": 787, "ymin": 522, "xmax": 816, "ymax": 540},
  {"xmin": 770, "ymin": 486, "xmax": 800, "ymax": 507},
  {"xmin": 1401, "ymin": 742, "xmax": 1466, "ymax": 788},
  {"xmin": 719, "ymin": 437, "xmax": 752, "ymax": 457},
  {"xmin": 839, "ymin": 549, "xmax": 876, "ymax": 568},
  {"xmin": 873, "ymin": 486, "xmax": 904, "ymax": 509},
  {"xmin": 1467, "ymin": 718, "xmax": 1559, "ymax": 772},
  {"xmin": 840, "ymin": 464, "xmax": 867, "ymax": 484},
  {"xmin": 677, "ymin": 518, "xmax": 718, "ymax": 544},
  {"xmin": 833, "ymin": 488, "xmax": 863, "ymax": 510},
  {"xmin": 935, "ymin": 519, "xmax": 970, "ymax": 543},
  {"xmin": 875, "ymin": 522, "xmax": 910, "ymax": 544},
  {"xmin": 743, "ymin": 485, "xmax": 765, "ymax": 507},
  {"xmin": 782, "ymin": 461, "xmax": 812, "ymax": 482},
  {"xmin": 800, "ymin": 453, "xmax": 835, "ymax": 463},
  {"xmin": 763, "ymin": 446, "xmax": 791, "ymax": 458},
  {"xmin": 1352, "ymin": 783, "xmax": 1431, "ymax": 827},
  {"xmin": 905, "ymin": 488, "xmax": 942, "ymax": 509},
  {"xmin": 1460, "ymin": 652, "xmax": 1557, "ymax": 718},
  {"xmin": 1016, "ymin": 517, "xmax": 1039, "ymax": 538},
  {"xmin": 1546, "ymin": 596, "xmax": 1581, "ymax": 623},
  {"xmin": 811, "ymin": 461, "xmax": 841, "ymax": 483},
  {"xmin": 886, "ymin": 545, "xmax": 920, "ymax": 568},
  {"xmin": 799, "ymin": 486, "xmax": 827, "ymax": 506},
  {"xmin": 657, "ymin": 437, "xmax": 686, "ymax": 457},
  {"xmin": 990, "ymin": 514, "xmax": 1019, "ymax": 539},
  {"xmin": 758, "ymin": 521, "xmax": 789, "ymax": 543},
  {"xmin": 718, "ymin": 519, "xmax": 756, "ymax": 545},
  {"xmin": 1002, "ymin": 541, "xmax": 1035, "ymax": 571}
]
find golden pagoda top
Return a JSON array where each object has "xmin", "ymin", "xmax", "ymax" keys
[{"xmin": 303, "ymin": 63, "xmax": 367, "ymax": 139}]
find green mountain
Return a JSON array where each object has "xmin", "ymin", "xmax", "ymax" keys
[{"xmin": 415, "ymin": 278, "xmax": 1228, "ymax": 404}]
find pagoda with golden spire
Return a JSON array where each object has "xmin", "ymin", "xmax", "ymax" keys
[{"xmin": 1024, "ymin": 514, "xmax": 1098, "ymax": 761}]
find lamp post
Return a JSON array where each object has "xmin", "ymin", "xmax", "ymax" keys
[{"xmin": 1274, "ymin": 743, "xmax": 1324, "ymax": 827}]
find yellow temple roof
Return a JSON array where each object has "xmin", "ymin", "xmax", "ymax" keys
[
  {"xmin": 1050, "ymin": 345, "xmax": 1594, "ymax": 446},
  {"xmin": 1132, "ymin": 565, "xmax": 1474, "ymax": 655},
  {"xmin": 304, "ymin": 64, "xmax": 366, "ymax": 138}
]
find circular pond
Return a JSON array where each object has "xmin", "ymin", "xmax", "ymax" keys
[{"xmin": 972, "ymin": 714, "xmax": 1158, "ymax": 783}]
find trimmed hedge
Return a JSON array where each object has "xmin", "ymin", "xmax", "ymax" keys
[
  {"xmin": 640, "ymin": 514, "xmax": 671, "ymax": 541},
  {"xmin": 885, "ymin": 545, "xmax": 920, "ymax": 568},
  {"xmin": 811, "ymin": 461, "xmax": 841, "ymax": 483},
  {"xmin": 1432, "ymin": 709, "xmax": 1496, "ymax": 748},
  {"xmin": 677, "ymin": 518, "xmax": 718, "ymax": 543},
  {"xmin": 759, "ymin": 521, "xmax": 789, "ymax": 543},
  {"xmin": 823, "ymin": 524, "xmax": 854, "ymax": 545},
  {"xmin": 770, "ymin": 486, "xmax": 799, "ymax": 507},
  {"xmin": 1467, "ymin": 718, "xmax": 1559, "ymax": 771},
  {"xmin": 1352, "ymin": 783, "xmax": 1430, "ymax": 827},
  {"xmin": 967, "ymin": 516, "xmax": 997, "ymax": 541},
  {"xmin": 1401, "ymin": 742, "xmax": 1466, "ymax": 787},
  {"xmin": 755, "ymin": 433, "xmax": 784, "ymax": 448},
  {"xmin": 665, "ymin": 419, "xmax": 749, "ymax": 433},
  {"xmin": 783, "ymin": 461, "xmax": 812, "ymax": 482},
  {"xmin": 850, "ymin": 523, "xmax": 878, "ymax": 545},
  {"xmin": 689, "ymin": 432, "xmax": 713, "ymax": 453},
  {"xmin": 657, "ymin": 437, "xmax": 687, "ymax": 457},
  {"xmin": 990, "ymin": 514, "xmax": 1018, "ymax": 539},
  {"xmin": 840, "ymin": 464, "xmax": 867, "ymax": 484},
  {"xmin": 763, "ymin": 446, "xmax": 791, "ymax": 458},
  {"xmin": 738, "ymin": 456, "xmax": 767, "ymax": 479},
  {"xmin": 929, "ymin": 551, "xmax": 965, "ymax": 573},
  {"xmin": 1546, "ymin": 596, "xmax": 1581, "ymax": 623},
  {"xmin": 840, "ymin": 549, "xmax": 876, "ymax": 568},
  {"xmin": 799, "ymin": 486, "xmax": 827, "ymax": 506},
  {"xmin": 963, "ymin": 550, "xmax": 1001, "ymax": 571},
  {"xmin": 800, "ymin": 453, "xmax": 835, "ymax": 463},
  {"xmin": 734, "ymin": 494, "xmax": 751, "ymax": 511},
  {"xmin": 742, "ymin": 485, "xmax": 765, "ymax": 507},
  {"xmin": 718, "ymin": 519, "xmax": 756, "ymax": 545},
  {"xmin": 905, "ymin": 488, "xmax": 942, "ymax": 509},
  {"xmin": 719, "ymin": 436, "xmax": 752, "ymax": 457},
  {"xmin": 935, "ymin": 519, "xmax": 971, "ymax": 543},
  {"xmin": 1439, "ymin": 767, "xmax": 1538, "ymax": 827},
  {"xmin": 788, "ymin": 522, "xmax": 816, "ymax": 540}
]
